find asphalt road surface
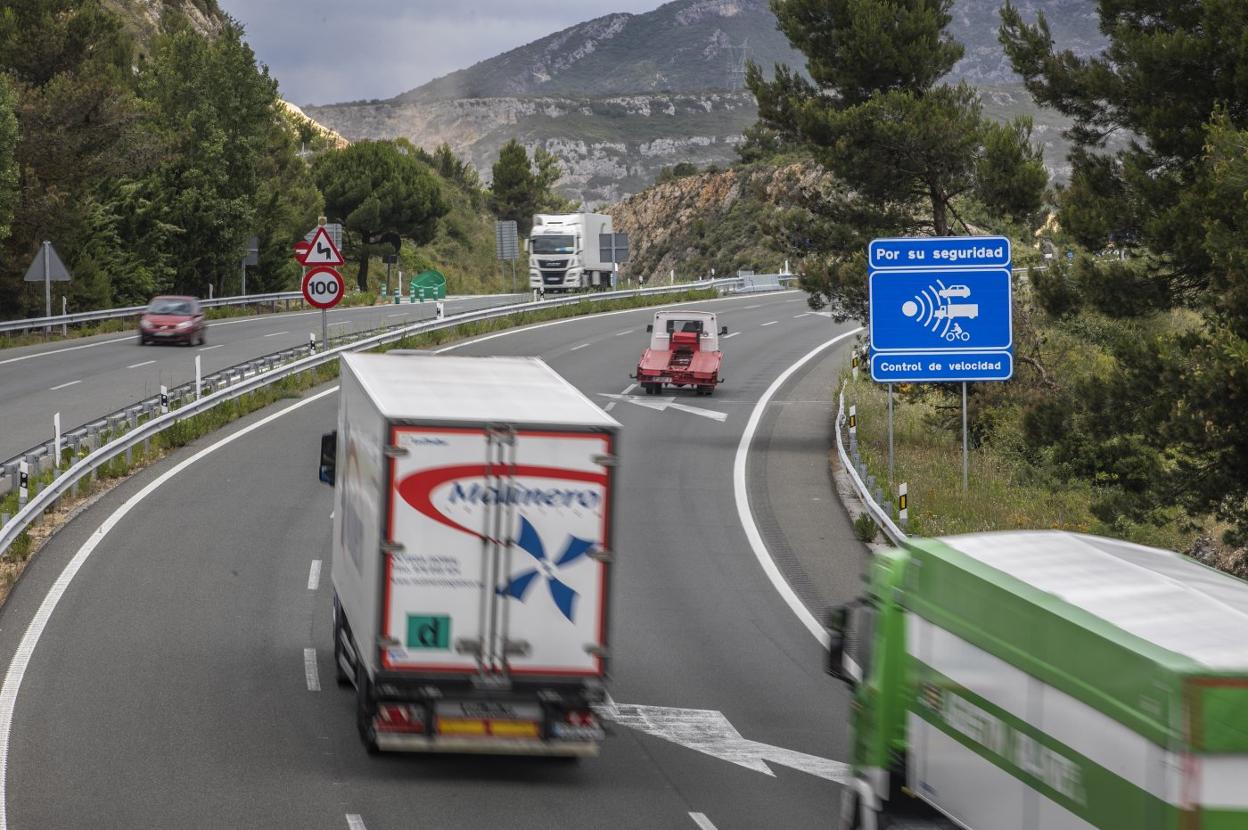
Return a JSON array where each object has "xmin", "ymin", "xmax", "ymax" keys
[
  {"xmin": 0, "ymin": 294, "xmax": 521, "ymax": 463},
  {"xmin": 0, "ymin": 291, "xmax": 869, "ymax": 830}
]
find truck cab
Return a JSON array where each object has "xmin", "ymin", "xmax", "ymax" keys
[{"xmin": 529, "ymin": 213, "xmax": 614, "ymax": 292}]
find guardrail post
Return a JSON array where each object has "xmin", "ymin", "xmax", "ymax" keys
[
  {"xmin": 848, "ymin": 404, "xmax": 858, "ymax": 454},
  {"xmin": 18, "ymin": 460, "xmax": 28, "ymax": 509},
  {"xmin": 898, "ymin": 483, "xmax": 909, "ymax": 530},
  {"xmin": 53, "ymin": 412, "xmax": 62, "ymax": 470}
]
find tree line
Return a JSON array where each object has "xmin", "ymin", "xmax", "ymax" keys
[
  {"xmin": 748, "ymin": 0, "xmax": 1248, "ymax": 547},
  {"xmin": 0, "ymin": 1, "xmax": 574, "ymax": 315}
]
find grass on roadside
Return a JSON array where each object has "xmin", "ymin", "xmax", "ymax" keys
[{"xmin": 842, "ymin": 372, "xmax": 1209, "ymax": 553}]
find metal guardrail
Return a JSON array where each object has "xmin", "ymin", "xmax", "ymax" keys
[
  {"xmin": 0, "ymin": 279, "xmax": 733, "ymax": 555},
  {"xmin": 0, "ymin": 291, "xmax": 306, "ymax": 335},
  {"xmin": 835, "ymin": 381, "xmax": 906, "ymax": 545}
]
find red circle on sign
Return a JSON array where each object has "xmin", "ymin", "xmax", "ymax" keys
[{"xmin": 302, "ymin": 266, "xmax": 344, "ymax": 309}]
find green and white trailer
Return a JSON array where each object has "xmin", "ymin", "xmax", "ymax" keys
[{"xmin": 827, "ymin": 531, "xmax": 1248, "ymax": 830}]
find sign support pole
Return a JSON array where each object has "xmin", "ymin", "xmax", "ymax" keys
[
  {"xmin": 321, "ymin": 309, "xmax": 328, "ymax": 352},
  {"xmin": 888, "ymin": 383, "xmax": 894, "ymax": 484},
  {"xmin": 43, "ymin": 240, "xmax": 52, "ymax": 336},
  {"xmin": 961, "ymin": 382, "xmax": 969, "ymax": 493}
]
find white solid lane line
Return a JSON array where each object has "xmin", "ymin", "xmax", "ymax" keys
[
  {"xmin": 48, "ymin": 380, "xmax": 81, "ymax": 391},
  {"xmin": 304, "ymin": 648, "xmax": 321, "ymax": 692},
  {"xmin": 263, "ymin": 331, "xmax": 288, "ymax": 337},
  {"xmin": 761, "ymin": 321, "xmax": 778, "ymax": 327},
  {"xmin": 127, "ymin": 360, "xmax": 156, "ymax": 369},
  {"xmin": 0, "ymin": 386, "xmax": 339, "ymax": 830},
  {"xmin": 307, "ymin": 560, "xmax": 322, "ymax": 591},
  {"xmin": 733, "ymin": 326, "xmax": 862, "ymax": 648},
  {"xmin": 570, "ymin": 343, "xmax": 590, "ymax": 351},
  {"xmin": 346, "ymin": 816, "xmax": 367, "ymax": 830},
  {"xmin": 198, "ymin": 344, "xmax": 223, "ymax": 352},
  {"xmin": 723, "ymin": 332, "xmax": 741, "ymax": 339},
  {"xmin": 689, "ymin": 813, "xmax": 718, "ymax": 830}
]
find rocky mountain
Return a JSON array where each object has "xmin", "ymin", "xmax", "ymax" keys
[
  {"xmin": 604, "ymin": 160, "xmax": 840, "ymax": 279},
  {"xmin": 306, "ymin": 0, "xmax": 1105, "ymax": 206}
]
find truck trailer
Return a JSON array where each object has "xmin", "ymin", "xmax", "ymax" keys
[
  {"xmin": 529, "ymin": 212, "xmax": 614, "ymax": 292},
  {"xmin": 319, "ymin": 353, "xmax": 620, "ymax": 756},
  {"xmin": 828, "ymin": 531, "xmax": 1248, "ymax": 829}
]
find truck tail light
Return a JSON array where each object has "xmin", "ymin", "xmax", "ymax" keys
[
  {"xmin": 565, "ymin": 710, "xmax": 597, "ymax": 728},
  {"xmin": 376, "ymin": 704, "xmax": 425, "ymax": 734}
]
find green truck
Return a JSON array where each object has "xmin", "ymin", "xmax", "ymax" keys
[{"xmin": 827, "ymin": 530, "xmax": 1248, "ymax": 830}]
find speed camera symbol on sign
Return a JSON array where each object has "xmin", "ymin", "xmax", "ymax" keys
[{"xmin": 302, "ymin": 266, "xmax": 344, "ymax": 309}]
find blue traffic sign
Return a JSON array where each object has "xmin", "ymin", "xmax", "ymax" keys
[
  {"xmin": 869, "ymin": 268, "xmax": 1011, "ymax": 352},
  {"xmin": 869, "ymin": 236, "xmax": 1011, "ymax": 270},
  {"xmin": 868, "ymin": 235, "xmax": 1013, "ymax": 383},
  {"xmin": 870, "ymin": 351, "xmax": 1013, "ymax": 383}
]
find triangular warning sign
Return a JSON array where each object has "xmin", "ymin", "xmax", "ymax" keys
[{"xmin": 303, "ymin": 226, "xmax": 344, "ymax": 266}]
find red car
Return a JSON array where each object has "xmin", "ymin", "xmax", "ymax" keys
[{"xmin": 138, "ymin": 295, "xmax": 207, "ymax": 346}]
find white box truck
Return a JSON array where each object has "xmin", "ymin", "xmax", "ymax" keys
[
  {"xmin": 319, "ymin": 352, "xmax": 620, "ymax": 756},
  {"xmin": 529, "ymin": 212, "xmax": 615, "ymax": 292}
]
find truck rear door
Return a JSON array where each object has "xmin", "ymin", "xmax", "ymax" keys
[{"xmin": 383, "ymin": 424, "xmax": 614, "ymax": 678}]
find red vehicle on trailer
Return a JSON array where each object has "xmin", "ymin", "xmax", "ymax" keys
[{"xmin": 632, "ymin": 310, "xmax": 726, "ymax": 396}]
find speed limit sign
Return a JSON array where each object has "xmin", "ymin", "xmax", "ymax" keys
[{"xmin": 302, "ymin": 266, "xmax": 344, "ymax": 309}]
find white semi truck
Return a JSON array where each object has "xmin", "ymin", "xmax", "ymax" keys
[
  {"xmin": 319, "ymin": 352, "xmax": 620, "ymax": 756},
  {"xmin": 529, "ymin": 212, "xmax": 615, "ymax": 292}
]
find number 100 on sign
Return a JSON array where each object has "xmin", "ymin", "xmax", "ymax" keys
[{"xmin": 302, "ymin": 266, "xmax": 344, "ymax": 309}]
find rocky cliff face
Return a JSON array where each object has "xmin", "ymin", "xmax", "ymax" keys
[
  {"xmin": 308, "ymin": 93, "xmax": 756, "ymax": 208},
  {"xmin": 604, "ymin": 161, "xmax": 841, "ymax": 278}
]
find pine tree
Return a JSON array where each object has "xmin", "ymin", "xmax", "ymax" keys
[
  {"xmin": 490, "ymin": 140, "xmax": 538, "ymax": 236},
  {"xmin": 749, "ymin": 0, "xmax": 1046, "ymax": 238}
]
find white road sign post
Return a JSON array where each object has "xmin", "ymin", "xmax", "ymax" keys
[
  {"xmin": 302, "ymin": 265, "xmax": 344, "ymax": 351},
  {"xmin": 18, "ymin": 460, "xmax": 28, "ymax": 508},
  {"xmin": 295, "ymin": 226, "xmax": 345, "ymax": 350}
]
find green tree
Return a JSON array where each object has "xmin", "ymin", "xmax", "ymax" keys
[
  {"xmin": 490, "ymin": 140, "xmax": 538, "ymax": 236},
  {"xmin": 1000, "ymin": 3, "xmax": 1248, "ymax": 541},
  {"xmin": 0, "ymin": 77, "xmax": 17, "ymax": 244},
  {"xmin": 0, "ymin": 0, "xmax": 159, "ymax": 315},
  {"xmin": 312, "ymin": 140, "xmax": 448, "ymax": 291},
  {"xmin": 750, "ymin": 0, "xmax": 1046, "ymax": 238},
  {"xmin": 138, "ymin": 22, "xmax": 279, "ymax": 296},
  {"xmin": 533, "ymin": 146, "xmax": 577, "ymax": 213}
]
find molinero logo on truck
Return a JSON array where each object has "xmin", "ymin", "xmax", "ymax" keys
[
  {"xmin": 396, "ymin": 462, "xmax": 606, "ymax": 626},
  {"xmin": 396, "ymin": 464, "xmax": 606, "ymax": 539}
]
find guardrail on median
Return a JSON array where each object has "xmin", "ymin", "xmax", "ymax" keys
[
  {"xmin": 0, "ymin": 291, "xmax": 308, "ymax": 336},
  {"xmin": 835, "ymin": 381, "xmax": 906, "ymax": 545},
  {"xmin": 0, "ymin": 279, "xmax": 734, "ymax": 557}
]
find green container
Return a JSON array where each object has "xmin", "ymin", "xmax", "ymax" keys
[{"xmin": 410, "ymin": 269, "xmax": 447, "ymax": 301}]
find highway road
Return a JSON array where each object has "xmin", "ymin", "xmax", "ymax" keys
[
  {"xmin": 0, "ymin": 294, "xmax": 521, "ymax": 464},
  {"xmin": 0, "ymin": 291, "xmax": 868, "ymax": 830}
]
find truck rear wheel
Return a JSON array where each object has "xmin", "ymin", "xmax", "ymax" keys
[{"xmin": 355, "ymin": 664, "xmax": 380, "ymax": 755}]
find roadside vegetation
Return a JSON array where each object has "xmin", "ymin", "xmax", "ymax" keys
[
  {"xmin": 0, "ymin": 3, "xmax": 581, "ymax": 321},
  {"xmin": 724, "ymin": 0, "xmax": 1248, "ymax": 572}
]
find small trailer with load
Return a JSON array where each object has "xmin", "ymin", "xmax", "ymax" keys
[
  {"xmin": 632, "ymin": 309, "xmax": 726, "ymax": 396},
  {"xmin": 319, "ymin": 352, "xmax": 620, "ymax": 756}
]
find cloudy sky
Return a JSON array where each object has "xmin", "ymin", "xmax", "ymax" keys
[{"xmin": 217, "ymin": 0, "xmax": 663, "ymax": 107}]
